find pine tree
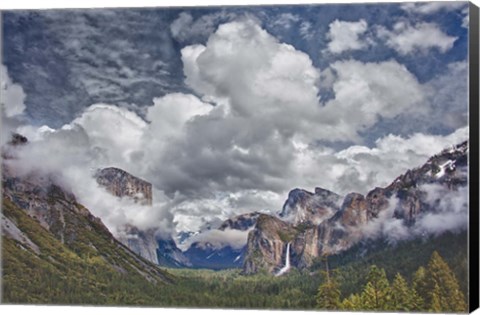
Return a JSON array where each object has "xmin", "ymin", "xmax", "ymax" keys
[
  {"xmin": 390, "ymin": 272, "xmax": 423, "ymax": 311},
  {"xmin": 390, "ymin": 273, "xmax": 410, "ymax": 311},
  {"xmin": 425, "ymin": 251, "xmax": 467, "ymax": 312},
  {"xmin": 430, "ymin": 283, "xmax": 443, "ymax": 312},
  {"xmin": 316, "ymin": 279, "xmax": 341, "ymax": 310},
  {"xmin": 410, "ymin": 287, "xmax": 425, "ymax": 311},
  {"xmin": 361, "ymin": 265, "xmax": 391, "ymax": 310},
  {"xmin": 341, "ymin": 293, "xmax": 363, "ymax": 311},
  {"xmin": 362, "ymin": 282, "xmax": 380, "ymax": 310},
  {"xmin": 316, "ymin": 256, "xmax": 341, "ymax": 311},
  {"xmin": 413, "ymin": 265, "xmax": 428, "ymax": 310}
]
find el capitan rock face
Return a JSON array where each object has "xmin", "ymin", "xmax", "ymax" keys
[
  {"xmin": 95, "ymin": 167, "xmax": 152, "ymax": 205},
  {"xmin": 242, "ymin": 141, "xmax": 469, "ymax": 274},
  {"xmin": 95, "ymin": 167, "xmax": 159, "ymax": 264},
  {"xmin": 95, "ymin": 167, "xmax": 189, "ymax": 267}
]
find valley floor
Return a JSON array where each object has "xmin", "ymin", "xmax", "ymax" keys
[
  {"xmin": 1, "ymin": 193, "xmax": 469, "ymax": 312},
  {"xmin": 159, "ymin": 268, "xmax": 321, "ymax": 309},
  {"xmin": 3, "ymin": 230, "xmax": 468, "ymax": 312}
]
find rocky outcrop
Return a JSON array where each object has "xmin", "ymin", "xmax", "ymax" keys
[
  {"xmin": 95, "ymin": 167, "xmax": 152, "ymax": 205},
  {"xmin": 279, "ymin": 187, "xmax": 342, "ymax": 225},
  {"xmin": 365, "ymin": 187, "xmax": 390, "ymax": 220},
  {"xmin": 2, "ymin": 164, "xmax": 96, "ymax": 240},
  {"xmin": 339, "ymin": 193, "xmax": 368, "ymax": 227},
  {"xmin": 386, "ymin": 141, "xmax": 468, "ymax": 223},
  {"xmin": 9, "ymin": 133, "xmax": 28, "ymax": 146}
]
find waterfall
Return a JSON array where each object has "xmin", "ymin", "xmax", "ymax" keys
[{"xmin": 275, "ymin": 242, "xmax": 291, "ymax": 276}]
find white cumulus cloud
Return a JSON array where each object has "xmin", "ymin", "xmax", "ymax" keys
[
  {"xmin": 377, "ymin": 21, "xmax": 457, "ymax": 55},
  {"xmin": 401, "ymin": 2, "xmax": 468, "ymax": 15},
  {"xmin": 319, "ymin": 59, "xmax": 426, "ymax": 141},
  {"xmin": 1, "ymin": 65, "xmax": 28, "ymax": 147},
  {"xmin": 325, "ymin": 19, "xmax": 371, "ymax": 54}
]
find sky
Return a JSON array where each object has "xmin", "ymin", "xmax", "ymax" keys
[{"xmin": 1, "ymin": 1, "xmax": 471, "ymax": 236}]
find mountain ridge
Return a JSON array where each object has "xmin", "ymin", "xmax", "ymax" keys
[
  {"xmin": 3, "ymin": 134, "xmax": 468, "ymax": 277},
  {"xmin": 242, "ymin": 140, "xmax": 469, "ymax": 274},
  {"xmin": 1, "ymin": 154, "xmax": 178, "ymax": 304}
]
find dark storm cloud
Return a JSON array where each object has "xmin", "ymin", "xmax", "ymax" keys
[{"xmin": 148, "ymin": 113, "xmax": 295, "ymax": 197}]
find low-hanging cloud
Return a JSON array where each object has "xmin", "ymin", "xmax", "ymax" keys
[
  {"xmin": 182, "ymin": 228, "xmax": 252, "ymax": 251},
  {"xmin": 5, "ymin": 123, "xmax": 175, "ymax": 237},
  {"xmin": 355, "ymin": 181, "xmax": 468, "ymax": 245},
  {"xmin": 413, "ymin": 183, "xmax": 468, "ymax": 236}
]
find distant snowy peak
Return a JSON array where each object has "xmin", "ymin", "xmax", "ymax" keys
[
  {"xmin": 157, "ymin": 238, "xmax": 191, "ymax": 268},
  {"xmin": 386, "ymin": 140, "xmax": 468, "ymax": 191},
  {"xmin": 218, "ymin": 212, "xmax": 261, "ymax": 231},
  {"xmin": 181, "ymin": 212, "xmax": 261, "ymax": 269}
]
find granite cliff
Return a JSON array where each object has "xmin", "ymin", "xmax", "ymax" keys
[
  {"xmin": 95, "ymin": 167, "xmax": 152, "ymax": 205},
  {"xmin": 242, "ymin": 141, "xmax": 469, "ymax": 274},
  {"xmin": 95, "ymin": 167, "xmax": 189, "ymax": 267}
]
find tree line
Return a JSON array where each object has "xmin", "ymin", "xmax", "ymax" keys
[{"xmin": 316, "ymin": 251, "xmax": 467, "ymax": 312}]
